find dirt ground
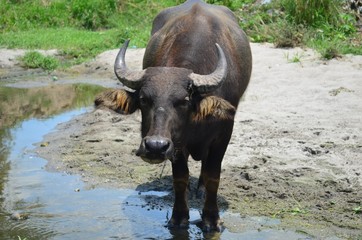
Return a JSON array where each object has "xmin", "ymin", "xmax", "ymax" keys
[{"xmin": 2, "ymin": 43, "xmax": 361, "ymax": 239}]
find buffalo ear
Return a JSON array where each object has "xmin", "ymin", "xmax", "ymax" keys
[
  {"xmin": 94, "ymin": 89, "xmax": 138, "ymax": 114},
  {"xmin": 192, "ymin": 96, "xmax": 235, "ymax": 122}
]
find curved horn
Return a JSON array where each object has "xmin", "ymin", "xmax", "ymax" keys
[
  {"xmin": 189, "ymin": 43, "xmax": 227, "ymax": 94},
  {"xmin": 114, "ymin": 39, "xmax": 146, "ymax": 89}
]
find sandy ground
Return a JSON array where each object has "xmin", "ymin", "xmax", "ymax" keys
[{"xmin": 1, "ymin": 43, "xmax": 362, "ymax": 238}]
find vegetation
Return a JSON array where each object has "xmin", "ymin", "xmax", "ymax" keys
[
  {"xmin": 284, "ymin": 52, "xmax": 304, "ymax": 63},
  {"xmin": 0, "ymin": 0, "xmax": 179, "ymax": 67},
  {"xmin": 0, "ymin": 0, "xmax": 360, "ymax": 69},
  {"xmin": 21, "ymin": 51, "xmax": 59, "ymax": 70},
  {"xmin": 237, "ymin": 0, "xmax": 362, "ymax": 58},
  {"xmin": 354, "ymin": 206, "xmax": 361, "ymax": 214}
]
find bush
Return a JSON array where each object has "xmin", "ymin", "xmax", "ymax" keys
[
  {"xmin": 0, "ymin": 0, "xmax": 70, "ymax": 31},
  {"xmin": 207, "ymin": 0, "xmax": 252, "ymax": 10},
  {"xmin": 236, "ymin": 0, "xmax": 360, "ymax": 57},
  {"xmin": 280, "ymin": 0, "xmax": 347, "ymax": 27},
  {"xmin": 0, "ymin": 0, "xmax": 121, "ymax": 31},
  {"xmin": 21, "ymin": 51, "xmax": 59, "ymax": 71},
  {"xmin": 273, "ymin": 21, "xmax": 305, "ymax": 48},
  {"xmin": 69, "ymin": 0, "xmax": 119, "ymax": 30}
]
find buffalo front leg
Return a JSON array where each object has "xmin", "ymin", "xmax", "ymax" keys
[
  {"xmin": 201, "ymin": 129, "xmax": 232, "ymax": 232},
  {"xmin": 201, "ymin": 156, "xmax": 222, "ymax": 232},
  {"xmin": 168, "ymin": 156, "xmax": 189, "ymax": 228}
]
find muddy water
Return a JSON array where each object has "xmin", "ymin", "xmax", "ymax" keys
[{"xmin": 0, "ymin": 84, "xmax": 312, "ymax": 239}]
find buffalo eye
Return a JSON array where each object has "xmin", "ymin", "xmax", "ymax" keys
[
  {"xmin": 139, "ymin": 95, "xmax": 151, "ymax": 107},
  {"xmin": 174, "ymin": 96, "xmax": 190, "ymax": 108}
]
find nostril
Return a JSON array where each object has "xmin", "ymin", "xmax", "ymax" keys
[
  {"xmin": 160, "ymin": 141, "xmax": 170, "ymax": 152},
  {"xmin": 144, "ymin": 137, "xmax": 170, "ymax": 153}
]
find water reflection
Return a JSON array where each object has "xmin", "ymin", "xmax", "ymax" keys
[
  {"xmin": 0, "ymin": 84, "xmax": 105, "ymax": 131},
  {"xmin": 0, "ymin": 84, "xmax": 104, "ymax": 239}
]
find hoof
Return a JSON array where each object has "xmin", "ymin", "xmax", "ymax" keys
[
  {"xmin": 202, "ymin": 211, "xmax": 222, "ymax": 232},
  {"xmin": 167, "ymin": 217, "xmax": 189, "ymax": 229},
  {"xmin": 168, "ymin": 207, "xmax": 189, "ymax": 229},
  {"xmin": 202, "ymin": 219, "xmax": 222, "ymax": 232}
]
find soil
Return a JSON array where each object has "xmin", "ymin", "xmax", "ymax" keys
[{"xmin": 1, "ymin": 44, "xmax": 361, "ymax": 239}]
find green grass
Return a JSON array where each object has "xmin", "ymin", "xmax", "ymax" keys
[
  {"xmin": 21, "ymin": 51, "xmax": 59, "ymax": 70},
  {"xmin": 0, "ymin": 0, "xmax": 178, "ymax": 67},
  {"xmin": 305, "ymin": 18, "xmax": 362, "ymax": 58},
  {"xmin": 280, "ymin": 0, "xmax": 344, "ymax": 27},
  {"xmin": 284, "ymin": 52, "xmax": 304, "ymax": 63},
  {"xmin": 0, "ymin": 28, "xmax": 127, "ymax": 65},
  {"xmin": 0, "ymin": 0, "xmax": 360, "ymax": 70},
  {"xmin": 1, "ymin": 28, "xmax": 128, "ymax": 67},
  {"xmin": 238, "ymin": 0, "xmax": 361, "ymax": 58},
  {"xmin": 206, "ymin": 0, "xmax": 253, "ymax": 10},
  {"xmin": 353, "ymin": 206, "xmax": 361, "ymax": 214},
  {"xmin": 0, "ymin": 28, "xmax": 121, "ymax": 50}
]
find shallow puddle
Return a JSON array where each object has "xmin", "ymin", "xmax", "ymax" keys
[{"xmin": 0, "ymin": 84, "xmax": 313, "ymax": 239}]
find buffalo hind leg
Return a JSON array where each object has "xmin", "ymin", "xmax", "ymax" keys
[{"xmin": 168, "ymin": 157, "xmax": 189, "ymax": 228}]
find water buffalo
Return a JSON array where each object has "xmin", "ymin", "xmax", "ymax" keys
[{"xmin": 95, "ymin": 0, "xmax": 252, "ymax": 231}]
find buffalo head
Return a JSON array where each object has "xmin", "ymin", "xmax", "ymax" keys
[{"xmin": 95, "ymin": 40, "xmax": 235, "ymax": 164}]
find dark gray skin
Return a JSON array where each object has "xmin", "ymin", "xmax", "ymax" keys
[{"xmin": 95, "ymin": 0, "xmax": 252, "ymax": 232}]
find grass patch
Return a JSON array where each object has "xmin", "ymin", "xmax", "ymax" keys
[
  {"xmin": 353, "ymin": 206, "xmax": 361, "ymax": 214},
  {"xmin": 20, "ymin": 51, "xmax": 59, "ymax": 70},
  {"xmin": 0, "ymin": 28, "xmax": 121, "ymax": 50},
  {"xmin": 284, "ymin": 52, "xmax": 304, "ymax": 63},
  {"xmin": 0, "ymin": 27, "xmax": 136, "ymax": 67},
  {"xmin": 306, "ymin": 28, "xmax": 362, "ymax": 58}
]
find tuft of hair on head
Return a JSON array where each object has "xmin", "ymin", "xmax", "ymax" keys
[
  {"xmin": 94, "ymin": 89, "xmax": 138, "ymax": 114},
  {"xmin": 192, "ymin": 96, "xmax": 235, "ymax": 122}
]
